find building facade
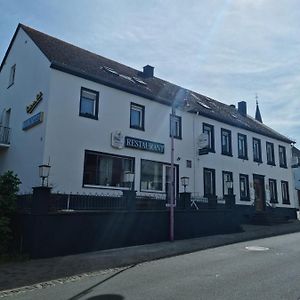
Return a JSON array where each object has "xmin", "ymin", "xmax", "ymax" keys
[{"xmin": 0, "ymin": 24, "xmax": 297, "ymax": 216}]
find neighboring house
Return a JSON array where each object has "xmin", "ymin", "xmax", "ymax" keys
[
  {"xmin": 0, "ymin": 24, "xmax": 297, "ymax": 219},
  {"xmin": 291, "ymin": 146, "xmax": 300, "ymax": 209}
]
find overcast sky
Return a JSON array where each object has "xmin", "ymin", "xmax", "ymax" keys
[{"xmin": 1, "ymin": 0, "xmax": 299, "ymax": 144}]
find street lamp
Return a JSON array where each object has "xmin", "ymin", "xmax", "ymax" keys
[
  {"xmin": 124, "ymin": 171, "xmax": 135, "ymax": 191},
  {"xmin": 39, "ymin": 164, "xmax": 51, "ymax": 187},
  {"xmin": 181, "ymin": 176, "xmax": 189, "ymax": 193}
]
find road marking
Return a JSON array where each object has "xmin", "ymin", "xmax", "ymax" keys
[{"xmin": 245, "ymin": 246, "xmax": 270, "ymax": 251}]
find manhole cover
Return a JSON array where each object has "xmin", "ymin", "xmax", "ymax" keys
[{"xmin": 245, "ymin": 246, "xmax": 270, "ymax": 251}]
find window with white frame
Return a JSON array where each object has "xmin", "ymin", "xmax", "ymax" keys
[
  {"xmin": 170, "ymin": 114, "xmax": 182, "ymax": 139},
  {"xmin": 221, "ymin": 129, "xmax": 232, "ymax": 156},
  {"xmin": 8, "ymin": 64, "xmax": 16, "ymax": 87},
  {"xmin": 130, "ymin": 103, "xmax": 145, "ymax": 130},
  {"xmin": 279, "ymin": 146, "xmax": 287, "ymax": 168},
  {"xmin": 269, "ymin": 179, "xmax": 278, "ymax": 203},
  {"xmin": 79, "ymin": 88, "xmax": 99, "ymax": 119},
  {"xmin": 239, "ymin": 174, "xmax": 250, "ymax": 201},
  {"xmin": 238, "ymin": 133, "xmax": 247, "ymax": 159},
  {"xmin": 281, "ymin": 181, "xmax": 290, "ymax": 204},
  {"xmin": 203, "ymin": 123, "xmax": 214, "ymax": 152},
  {"xmin": 253, "ymin": 138, "xmax": 262, "ymax": 163},
  {"xmin": 266, "ymin": 142, "xmax": 275, "ymax": 165},
  {"xmin": 203, "ymin": 168, "xmax": 215, "ymax": 197}
]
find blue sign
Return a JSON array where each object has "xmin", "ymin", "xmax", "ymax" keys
[
  {"xmin": 22, "ymin": 112, "xmax": 44, "ymax": 131},
  {"xmin": 125, "ymin": 136, "xmax": 164, "ymax": 154}
]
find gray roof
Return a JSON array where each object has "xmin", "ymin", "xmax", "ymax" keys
[{"xmin": 1, "ymin": 24, "xmax": 293, "ymax": 144}]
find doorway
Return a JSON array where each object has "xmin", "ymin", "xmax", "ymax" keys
[{"xmin": 253, "ymin": 174, "xmax": 265, "ymax": 212}]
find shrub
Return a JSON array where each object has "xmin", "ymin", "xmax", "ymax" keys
[{"xmin": 0, "ymin": 171, "xmax": 21, "ymax": 254}]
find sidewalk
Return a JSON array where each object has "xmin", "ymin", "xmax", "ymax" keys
[{"xmin": 1, "ymin": 220, "xmax": 300, "ymax": 292}]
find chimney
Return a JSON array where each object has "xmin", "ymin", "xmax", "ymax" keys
[
  {"xmin": 238, "ymin": 101, "xmax": 247, "ymax": 116},
  {"xmin": 143, "ymin": 65, "xmax": 154, "ymax": 78}
]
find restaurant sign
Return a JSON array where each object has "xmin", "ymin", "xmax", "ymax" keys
[
  {"xmin": 22, "ymin": 112, "xmax": 44, "ymax": 131},
  {"xmin": 125, "ymin": 136, "xmax": 164, "ymax": 154}
]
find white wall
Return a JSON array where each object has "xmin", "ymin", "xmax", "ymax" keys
[
  {"xmin": 0, "ymin": 28, "xmax": 51, "ymax": 192},
  {"xmin": 44, "ymin": 68, "xmax": 296, "ymax": 208}
]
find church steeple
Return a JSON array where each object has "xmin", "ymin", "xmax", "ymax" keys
[{"xmin": 255, "ymin": 94, "xmax": 263, "ymax": 123}]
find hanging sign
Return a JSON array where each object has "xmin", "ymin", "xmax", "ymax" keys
[
  {"xmin": 22, "ymin": 112, "xmax": 44, "ymax": 131},
  {"xmin": 198, "ymin": 133, "xmax": 209, "ymax": 149},
  {"xmin": 26, "ymin": 92, "xmax": 43, "ymax": 114},
  {"xmin": 111, "ymin": 131, "xmax": 124, "ymax": 149},
  {"xmin": 125, "ymin": 136, "xmax": 164, "ymax": 154}
]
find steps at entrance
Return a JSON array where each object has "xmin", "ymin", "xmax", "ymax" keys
[{"xmin": 251, "ymin": 212, "xmax": 289, "ymax": 225}]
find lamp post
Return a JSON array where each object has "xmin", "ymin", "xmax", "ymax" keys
[
  {"xmin": 39, "ymin": 164, "xmax": 51, "ymax": 187},
  {"xmin": 181, "ymin": 176, "xmax": 189, "ymax": 193},
  {"xmin": 124, "ymin": 171, "xmax": 135, "ymax": 191}
]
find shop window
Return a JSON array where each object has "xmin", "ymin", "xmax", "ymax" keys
[{"xmin": 83, "ymin": 151, "xmax": 134, "ymax": 188}]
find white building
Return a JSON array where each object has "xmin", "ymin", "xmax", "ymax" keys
[{"xmin": 0, "ymin": 24, "xmax": 297, "ymax": 218}]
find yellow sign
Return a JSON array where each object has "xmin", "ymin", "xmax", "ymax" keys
[{"xmin": 26, "ymin": 92, "xmax": 43, "ymax": 114}]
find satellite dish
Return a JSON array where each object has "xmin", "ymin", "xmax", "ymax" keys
[{"xmin": 199, "ymin": 133, "xmax": 209, "ymax": 149}]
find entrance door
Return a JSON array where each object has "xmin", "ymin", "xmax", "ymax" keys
[{"xmin": 253, "ymin": 175, "xmax": 265, "ymax": 212}]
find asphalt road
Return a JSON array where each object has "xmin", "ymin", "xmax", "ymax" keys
[{"xmin": 4, "ymin": 232, "xmax": 300, "ymax": 300}]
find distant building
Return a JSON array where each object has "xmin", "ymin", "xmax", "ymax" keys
[
  {"xmin": 291, "ymin": 146, "xmax": 300, "ymax": 209},
  {"xmin": 0, "ymin": 24, "xmax": 297, "ymax": 219}
]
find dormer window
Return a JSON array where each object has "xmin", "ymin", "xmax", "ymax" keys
[{"xmin": 8, "ymin": 64, "xmax": 16, "ymax": 87}]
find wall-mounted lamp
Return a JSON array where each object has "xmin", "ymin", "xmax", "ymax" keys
[
  {"xmin": 39, "ymin": 164, "xmax": 51, "ymax": 187},
  {"xmin": 181, "ymin": 176, "xmax": 189, "ymax": 193}
]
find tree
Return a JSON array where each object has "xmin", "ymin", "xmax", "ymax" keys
[{"xmin": 0, "ymin": 171, "xmax": 21, "ymax": 254}]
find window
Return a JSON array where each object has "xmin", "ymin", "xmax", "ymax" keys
[
  {"xmin": 140, "ymin": 160, "xmax": 163, "ymax": 191},
  {"xmin": 203, "ymin": 123, "xmax": 215, "ymax": 152},
  {"xmin": 203, "ymin": 168, "xmax": 215, "ymax": 197},
  {"xmin": 130, "ymin": 103, "xmax": 145, "ymax": 130},
  {"xmin": 238, "ymin": 133, "xmax": 248, "ymax": 159},
  {"xmin": 281, "ymin": 181, "xmax": 290, "ymax": 204},
  {"xmin": 253, "ymin": 138, "xmax": 262, "ymax": 163},
  {"xmin": 8, "ymin": 64, "xmax": 16, "ymax": 87},
  {"xmin": 239, "ymin": 174, "xmax": 250, "ymax": 201},
  {"xmin": 266, "ymin": 142, "xmax": 275, "ymax": 165},
  {"xmin": 221, "ymin": 129, "xmax": 232, "ymax": 156},
  {"xmin": 79, "ymin": 88, "xmax": 99, "ymax": 119},
  {"xmin": 170, "ymin": 114, "xmax": 182, "ymax": 139},
  {"xmin": 186, "ymin": 160, "xmax": 192, "ymax": 168},
  {"xmin": 83, "ymin": 151, "xmax": 134, "ymax": 188},
  {"xmin": 222, "ymin": 171, "xmax": 233, "ymax": 196},
  {"xmin": 269, "ymin": 179, "xmax": 278, "ymax": 203},
  {"xmin": 279, "ymin": 146, "xmax": 287, "ymax": 168}
]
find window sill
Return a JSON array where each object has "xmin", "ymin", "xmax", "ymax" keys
[
  {"xmin": 238, "ymin": 156, "xmax": 248, "ymax": 160},
  {"xmin": 140, "ymin": 189, "xmax": 165, "ymax": 194},
  {"xmin": 221, "ymin": 152, "xmax": 233, "ymax": 157},
  {"xmin": 208, "ymin": 149, "xmax": 215, "ymax": 153},
  {"xmin": 282, "ymin": 201, "xmax": 290, "ymax": 205},
  {"xmin": 83, "ymin": 184, "xmax": 130, "ymax": 190},
  {"xmin": 169, "ymin": 135, "xmax": 182, "ymax": 140},
  {"xmin": 267, "ymin": 162, "xmax": 276, "ymax": 166},
  {"xmin": 240, "ymin": 198, "xmax": 251, "ymax": 202},
  {"xmin": 79, "ymin": 113, "xmax": 98, "ymax": 120},
  {"xmin": 254, "ymin": 159, "xmax": 263, "ymax": 164},
  {"xmin": 279, "ymin": 165, "xmax": 288, "ymax": 169},
  {"xmin": 130, "ymin": 125, "xmax": 145, "ymax": 131}
]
